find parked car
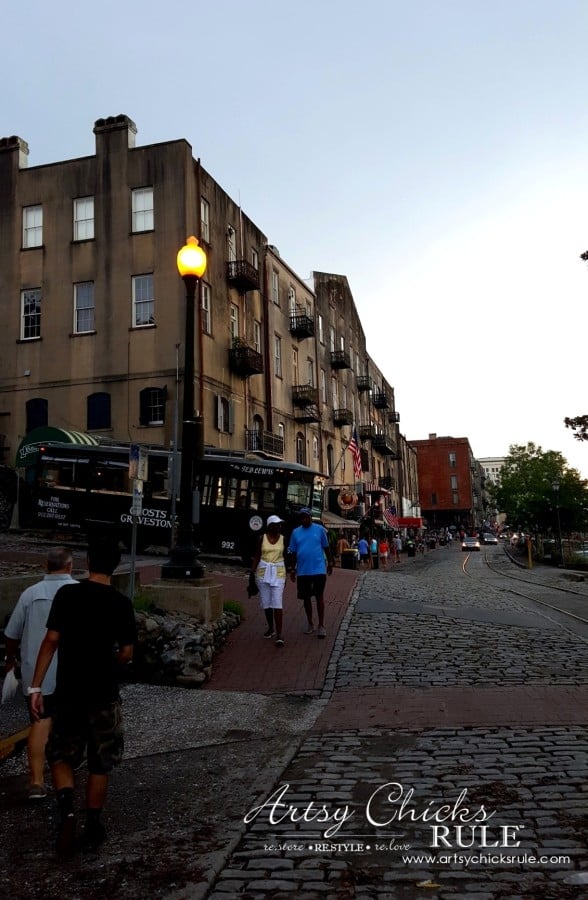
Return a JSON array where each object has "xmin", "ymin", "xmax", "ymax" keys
[
  {"xmin": 481, "ymin": 533, "xmax": 498, "ymax": 545},
  {"xmin": 462, "ymin": 536, "xmax": 481, "ymax": 552}
]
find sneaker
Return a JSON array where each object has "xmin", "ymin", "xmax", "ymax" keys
[
  {"xmin": 275, "ymin": 637, "xmax": 284, "ymax": 647},
  {"xmin": 317, "ymin": 626, "xmax": 327, "ymax": 639},
  {"xmin": 304, "ymin": 625, "xmax": 315, "ymax": 635},
  {"xmin": 79, "ymin": 821, "xmax": 107, "ymax": 853},
  {"xmin": 56, "ymin": 813, "xmax": 77, "ymax": 858},
  {"xmin": 263, "ymin": 628, "xmax": 275, "ymax": 638},
  {"xmin": 28, "ymin": 783, "xmax": 47, "ymax": 801}
]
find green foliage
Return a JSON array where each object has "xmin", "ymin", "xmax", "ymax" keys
[
  {"xmin": 132, "ymin": 591, "xmax": 155, "ymax": 612},
  {"xmin": 488, "ymin": 443, "xmax": 588, "ymax": 533},
  {"xmin": 564, "ymin": 415, "xmax": 588, "ymax": 442},
  {"xmin": 223, "ymin": 599, "xmax": 244, "ymax": 618}
]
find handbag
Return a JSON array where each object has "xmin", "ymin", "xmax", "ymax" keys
[
  {"xmin": 246, "ymin": 571, "xmax": 259, "ymax": 597},
  {"xmin": 1, "ymin": 669, "xmax": 20, "ymax": 704}
]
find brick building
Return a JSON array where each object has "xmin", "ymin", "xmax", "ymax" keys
[{"xmin": 410, "ymin": 433, "xmax": 485, "ymax": 531}]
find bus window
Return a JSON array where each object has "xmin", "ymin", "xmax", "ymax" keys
[
  {"xmin": 249, "ymin": 480, "xmax": 275, "ymax": 511},
  {"xmin": 287, "ymin": 479, "xmax": 312, "ymax": 508},
  {"xmin": 149, "ymin": 458, "xmax": 169, "ymax": 499},
  {"xmin": 203, "ymin": 474, "xmax": 224, "ymax": 506},
  {"xmin": 40, "ymin": 463, "xmax": 76, "ymax": 489},
  {"xmin": 227, "ymin": 478, "xmax": 247, "ymax": 509},
  {"xmin": 91, "ymin": 465, "xmax": 129, "ymax": 495}
]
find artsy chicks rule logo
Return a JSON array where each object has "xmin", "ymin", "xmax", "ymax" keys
[{"xmin": 244, "ymin": 782, "xmax": 524, "ymax": 849}]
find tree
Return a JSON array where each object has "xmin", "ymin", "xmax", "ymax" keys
[
  {"xmin": 488, "ymin": 443, "xmax": 588, "ymax": 534},
  {"xmin": 564, "ymin": 415, "xmax": 588, "ymax": 442}
]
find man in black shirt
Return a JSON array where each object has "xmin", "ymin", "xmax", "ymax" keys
[{"xmin": 30, "ymin": 537, "xmax": 136, "ymax": 857}]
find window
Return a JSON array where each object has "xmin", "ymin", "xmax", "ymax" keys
[
  {"xmin": 132, "ymin": 275, "xmax": 154, "ymax": 326},
  {"xmin": 320, "ymin": 369, "xmax": 327, "ymax": 404},
  {"xmin": 288, "ymin": 285, "xmax": 296, "ymax": 312},
  {"xmin": 131, "ymin": 187, "xmax": 153, "ymax": 232},
  {"xmin": 271, "ymin": 269, "xmax": 279, "ymax": 304},
  {"xmin": 340, "ymin": 334, "xmax": 345, "ymax": 351},
  {"xmin": 318, "ymin": 314, "xmax": 324, "ymax": 344},
  {"xmin": 216, "ymin": 395, "xmax": 234, "ymax": 433},
  {"xmin": 450, "ymin": 475, "xmax": 458, "ymax": 490},
  {"xmin": 23, "ymin": 205, "xmax": 42, "ymax": 248},
  {"xmin": 349, "ymin": 347, "xmax": 354, "ymax": 372},
  {"xmin": 251, "ymin": 248, "xmax": 259, "ymax": 270},
  {"xmin": 200, "ymin": 198, "xmax": 210, "ymax": 243},
  {"xmin": 292, "ymin": 347, "xmax": 299, "ymax": 384},
  {"xmin": 227, "ymin": 225, "xmax": 236, "ymax": 262},
  {"xmin": 342, "ymin": 384, "xmax": 348, "ymax": 409},
  {"xmin": 329, "ymin": 325, "xmax": 336, "ymax": 353},
  {"xmin": 139, "ymin": 387, "xmax": 166, "ymax": 425},
  {"xmin": 313, "ymin": 436, "xmax": 319, "ymax": 460},
  {"xmin": 278, "ymin": 422, "xmax": 285, "ymax": 443},
  {"xmin": 253, "ymin": 320, "xmax": 261, "ymax": 353},
  {"xmin": 230, "ymin": 304, "xmax": 239, "ymax": 340},
  {"xmin": 452, "ymin": 492, "xmax": 459, "ymax": 505},
  {"xmin": 87, "ymin": 392, "xmax": 111, "ymax": 430},
  {"xmin": 331, "ymin": 377, "xmax": 338, "ymax": 409},
  {"xmin": 201, "ymin": 283, "xmax": 211, "ymax": 334},
  {"xmin": 73, "ymin": 197, "xmax": 94, "ymax": 241},
  {"xmin": 26, "ymin": 398, "xmax": 48, "ymax": 432},
  {"xmin": 431, "ymin": 493, "xmax": 437, "ymax": 505},
  {"xmin": 296, "ymin": 432, "xmax": 306, "ymax": 466},
  {"xmin": 21, "ymin": 288, "xmax": 41, "ymax": 339},
  {"xmin": 449, "ymin": 452, "xmax": 457, "ymax": 468},
  {"xmin": 74, "ymin": 282, "xmax": 95, "ymax": 333},
  {"xmin": 274, "ymin": 335, "xmax": 282, "ymax": 377},
  {"xmin": 307, "ymin": 358, "xmax": 314, "ymax": 386}
]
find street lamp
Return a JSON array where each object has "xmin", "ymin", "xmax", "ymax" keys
[
  {"xmin": 162, "ymin": 236, "xmax": 207, "ymax": 580},
  {"xmin": 551, "ymin": 478, "xmax": 565, "ymax": 568}
]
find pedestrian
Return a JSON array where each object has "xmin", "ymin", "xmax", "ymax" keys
[
  {"xmin": 3, "ymin": 547, "xmax": 77, "ymax": 801},
  {"xmin": 287, "ymin": 507, "xmax": 333, "ymax": 638},
  {"xmin": 357, "ymin": 535, "xmax": 370, "ymax": 569},
  {"xmin": 370, "ymin": 535, "xmax": 378, "ymax": 567},
  {"xmin": 335, "ymin": 532, "xmax": 350, "ymax": 566},
  {"xmin": 29, "ymin": 536, "xmax": 137, "ymax": 858},
  {"xmin": 378, "ymin": 536, "xmax": 389, "ymax": 570},
  {"xmin": 393, "ymin": 534, "xmax": 402, "ymax": 566},
  {"xmin": 251, "ymin": 515, "xmax": 286, "ymax": 646}
]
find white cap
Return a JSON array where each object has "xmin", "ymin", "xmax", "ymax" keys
[{"xmin": 267, "ymin": 515, "xmax": 284, "ymax": 526}]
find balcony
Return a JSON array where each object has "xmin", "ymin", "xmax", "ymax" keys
[
  {"xmin": 226, "ymin": 260, "xmax": 260, "ymax": 294},
  {"xmin": 292, "ymin": 384, "xmax": 319, "ymax": 407},
  {"xmin": 294, "ymin": 404, "xmax": 320, "ymax": 424},
  {"xmin": 359, "ymin": 424, "xmax": 375, "ymax": 441},
  {"xmin": 379, "ymin": 476, "xmax": 395, "ymax": 490},
  {"xmin": 388, "ymin": 411, "xmax": 400, "ymax": 424},
  {"xmin": 333, "ymin": 408, "xmax": 353, "ymax": 427},
  {"xmin": 289, "ymin": 312, "xmax": 315, "ymax": 340},
  {"xmin": 372, "ymin": 433, "xmax": 398, "ymax": 456},
  {"xmin": 373, "ymin": 391, "xmax": 389, "ymax": 409},
  {"xmin": 229, "ymin": 339, "xmax": 263, "ymax": 377},
  {"xmin": 330, "ymin": 349, "xmax": 351, "ymax": 370},
  {"xmin": 246, "ymin": 429, "xmax": 284, "ymax": 458},
  {"xmin": 356, "ymin": 375, "xmax": 371, "ymax": 392}
]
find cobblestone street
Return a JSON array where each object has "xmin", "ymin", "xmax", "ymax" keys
[{"xmin": 208, "ymin": 546, "xmax": 588, "ymax": 899}]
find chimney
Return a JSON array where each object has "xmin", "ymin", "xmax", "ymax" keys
[
  {"xmin": 428, "ymin": 433, "xmax": 437, "ymax": 440},
  {"xmin": 93, "ymin": 114, "xmax": 137, "ymax": 153},
  {"xmin": 0, "ymin": 135, "xmax": 29, "ymax": 169}
]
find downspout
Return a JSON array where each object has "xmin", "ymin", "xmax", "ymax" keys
[
  {"xmin": 262, "ymin": 247, "xmax": 273, "ymax": 432},
  {"xmin": 196, "ymin": 158, "xmax": 204, "ymax": 416}
]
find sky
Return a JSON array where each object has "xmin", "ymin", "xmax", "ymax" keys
[{"xmin": 3, "ymin": 0, "xmax": 588, "ymax": 476}]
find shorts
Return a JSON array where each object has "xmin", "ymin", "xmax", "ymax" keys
[
  {"xmin": 297, "ymin": 574, "xmax": 327, "ymax": 602},
  {"xmin": 360, "ymin": 554, "xmax": 369, "ymax": 563},
  {"xmin": 46, "ymin": 700, "xmax": 124, "ymax": 775},
  {"xmin": 26, "ymin": 692, "xmax": 56, "ymax": 723}
]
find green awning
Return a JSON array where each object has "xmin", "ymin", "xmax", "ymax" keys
[{"xmin": 15, "ymin": 427, "xmax": 100, "ymax": 467}]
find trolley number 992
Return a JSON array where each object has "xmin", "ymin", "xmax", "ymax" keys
[{"xmin": 220, "ymin": 540, "xmax": 236, "ymax": 551}]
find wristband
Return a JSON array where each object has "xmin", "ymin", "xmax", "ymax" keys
[{"xmin": 27, "ymin": 686, "xmax": 42, "ymax": 695}]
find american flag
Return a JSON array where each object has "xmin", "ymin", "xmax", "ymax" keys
[
  {"xmin": 348, "ymin": 427, "xmax": 363, "ymax": 482},
  {"xmin": 384, "ymin": 505, "xmax": 399, "ymax": 528}
]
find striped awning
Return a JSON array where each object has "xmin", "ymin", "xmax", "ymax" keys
[{"xmin": 15, "ymin": 427, "xmax": 100, "ymax": 467}]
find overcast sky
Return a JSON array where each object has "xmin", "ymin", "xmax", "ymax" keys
[{"xmin": 3, "ymin": 0, "xmax": 588, "ymax": 476}]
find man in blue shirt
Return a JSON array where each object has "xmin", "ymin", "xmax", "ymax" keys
[{"xmin": 288, "ymin": 508, "xmax": 333, "ymax": 638}]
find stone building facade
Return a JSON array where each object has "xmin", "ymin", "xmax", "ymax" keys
[{"xmin": 0, "ymin": 114, "xmax": 418, "ymax": 522}]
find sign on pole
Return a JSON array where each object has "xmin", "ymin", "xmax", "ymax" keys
[{"xmin": 129, "ymin": 444, "xmax": 148, "ymax": 482}]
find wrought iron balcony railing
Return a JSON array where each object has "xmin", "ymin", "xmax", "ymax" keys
[
  {"xmin": 372, "ymin": 433, "xmax": 398, "ymax": 456},
  {"xmin": 359, "ymin": 424, "xmax": 375, "ymax": 441},
  {"xmin": 333, "ymin": 408, "xmax": 353, "ymax": 427},
  {"xmin": 289, "ymin": 312, "xmax": 315, "ymax": 340},
  {"xmin": 378, "ymin": 476, "xmax": 395, "ymax": 490},
  {"xmin": 373, "ymin": 391, "xmax": 389, "ymax": 409},
  {"xmin": 245, "ymin": 429, "xmax": 284, "ymax": 457},
  {"xmin": 388, "ymin": 411, "xmax": 400, "ymax": 424},
  {"xmin": 292, "ymin": 385, "xmax": 319, "ymax": 407},
  {"xmin": 356, "ymin": 375, "xmax": 371, "ymax": 392},
  {"xmin": 330, "ymin": 349, "xmax": 351, "ymax": 370},
  {"xmin": 229, "ymin": 339, "xmax": 263, "ymax": 377},
  {"xmin": 226, "ymin": 260, "xmax": 260, "ymax": 294}
]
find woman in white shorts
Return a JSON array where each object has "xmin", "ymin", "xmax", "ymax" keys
[{"xmin": 251, "ymin": 515, "xmax": 287, "ymax": 646}]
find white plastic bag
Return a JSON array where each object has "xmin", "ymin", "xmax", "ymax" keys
[{"xmin": 1, "ymin": 669, "xmax": 20, "ymax": 704}]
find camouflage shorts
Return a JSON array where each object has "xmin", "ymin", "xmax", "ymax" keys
[{"xmin": 46, "ymin": 700, "xmax": 124, "ymax": 775}]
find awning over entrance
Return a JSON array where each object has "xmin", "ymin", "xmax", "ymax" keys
[
  {"xmin": 397, "ymin": 516, "xmax": 424, "ymax": 528},
  {"xmin": 15, "ymin": 427, "xmax": 100, "ymax": 467},
  {"xmin": 321, "ymin": 510, "xmax": 360, "ymax": 530}
]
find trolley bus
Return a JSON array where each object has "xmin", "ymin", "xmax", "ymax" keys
[{"xmin": 16, "ymin": 438, "xmax": 323, "ymax": 563}]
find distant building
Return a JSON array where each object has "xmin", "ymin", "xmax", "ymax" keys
[
  {"xmin": 478, "ymin": 456, "xmax": 506, "ymax": 485},
  {"xmin": 409, "ymin": 433, "xmax": 486, "ymax": 531}
]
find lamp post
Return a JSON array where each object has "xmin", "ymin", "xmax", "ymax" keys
[
  {"xmin": 551, "ymin": 478, "xmax": 565, "ymax": 568},
  {"xmin": 162, "ymin": 236, "xmax": 207, "ymax": 580}
]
